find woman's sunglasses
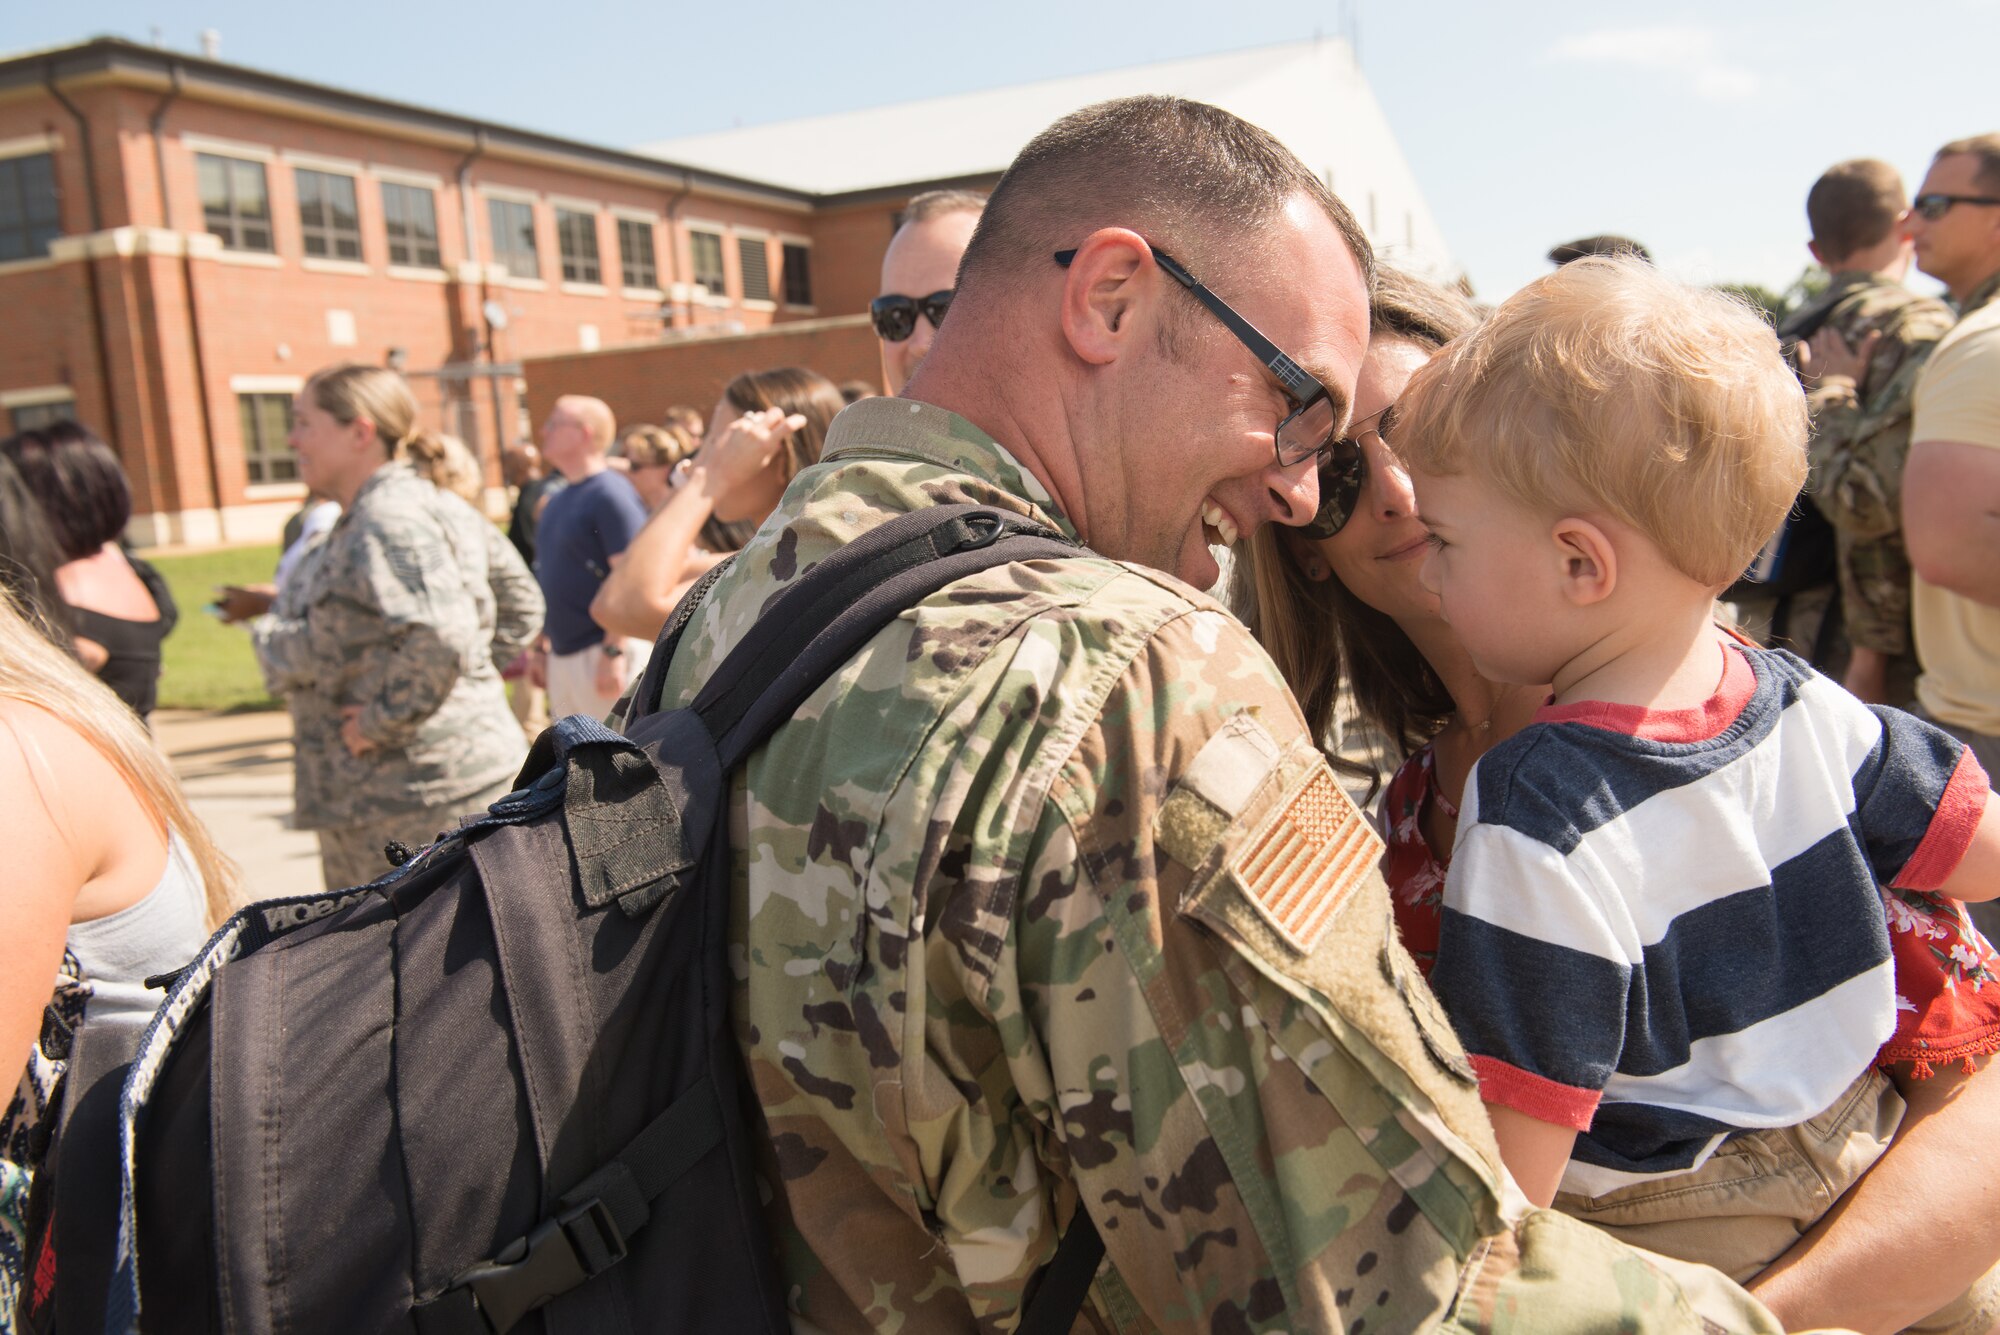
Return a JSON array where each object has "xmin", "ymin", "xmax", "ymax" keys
[
  {"xmin": 869, "ymin": 290, "xmax": 954, "ymax": 342},
  {"xmin": 1298, "ymin": 407, "xmax": 1392, "ymax": 540}
]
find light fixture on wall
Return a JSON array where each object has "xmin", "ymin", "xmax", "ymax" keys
[{"xmin": 385, "ymin": 347, "xmax": 409, "ymax": 372}]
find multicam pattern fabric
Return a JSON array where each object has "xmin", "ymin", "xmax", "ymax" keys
[
  {"xmin": 1802, "ymin": 271, "xmax": 1956, "ymax": 657},
  {"xmin": 252, "ymin": 463, "xmax": 537, "ymax": 829},
  {"xmin": 650, "ymin": 396, "xmax": 1789, "ymax": 1333}
]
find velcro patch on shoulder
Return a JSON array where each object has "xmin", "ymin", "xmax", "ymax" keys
[{"xmin": 1235, "ymin": 762, "xmax": 1381, "ymax": 955}]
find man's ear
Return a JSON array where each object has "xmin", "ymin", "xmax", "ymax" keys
[
  {"xmin": 1059, "ymin": 229, "xmax": 1154, "ymax": 368},
  {"xmin": 1551, "ymin": 517, "xmax": 1616, "ymax": 606}
]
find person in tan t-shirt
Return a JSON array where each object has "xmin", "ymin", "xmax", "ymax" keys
[{"xmin": 1904, "ymin": 133, "xmax": 2000, "ymax": 938}]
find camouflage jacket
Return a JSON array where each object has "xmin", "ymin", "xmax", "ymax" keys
[
  {"xmin": 252, "ymin": 463, "xmax": 537, "ymax": 828},
  {"xmin": 1801, "ymin": 271, "xmax": 1955, "ymax": 654},
  {"xmin": 652, "ymin": 397, "xmax": 1788, "ymax": 1333}
]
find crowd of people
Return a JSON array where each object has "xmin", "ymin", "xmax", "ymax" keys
[{"xmin": 3, "ymin": 97, "xmax": 1999, "ymax": 1333}]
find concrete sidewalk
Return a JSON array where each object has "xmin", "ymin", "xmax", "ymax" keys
[{"xmin": 156, "ymin": 708, "xmax": 324, "ymax": 904}]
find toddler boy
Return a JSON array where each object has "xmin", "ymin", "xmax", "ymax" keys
[{"xmin": 1394, "ymin": 258, "xmax": 1999, "ymax": 1301}]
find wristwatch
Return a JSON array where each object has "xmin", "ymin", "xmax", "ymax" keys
[{"xmin": 601, "ymin": 642, "xmax": 624, "ymax": 659}]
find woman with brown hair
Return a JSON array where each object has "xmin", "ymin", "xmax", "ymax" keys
[
  {"xmin": 1237, "ymin": 267, "xmax": 2000, "ymax": 1332},
  {"xmin": 591, "ymin": 366, "xmax": 843, "ymax": 643},
  {"xmin": 244, "ymin": 364, "xmax": 535, "ymax": 891},
  {"xmin": 2, "ymin": 422, "xmax": 178, "ymax": 719}
]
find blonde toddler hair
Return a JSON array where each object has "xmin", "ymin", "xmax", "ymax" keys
[{"xmin": 1394, "ymin": 257, "xmax": 1807, "ymax": 588}]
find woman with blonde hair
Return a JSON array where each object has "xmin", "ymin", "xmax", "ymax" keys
[
  {"xmin": 1, "ymin": 584, "xmax": 235, "ymax": 1316},
  {"xmin": 245, "ymin": 363, "xmax": 536, "ymax": 891},
  {"xmin": 591, "ymin": 366, "xmax": 843, "ymax": 642},
  {"xmin": 616, "ymin": 422, "xmax": 697, "ymax": 514}
]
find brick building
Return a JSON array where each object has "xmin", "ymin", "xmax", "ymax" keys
[
  {"xmin": 0, "ymin": 38, "xmax": 913, "ymax": 542},
  {"xmin": 0, "ymin": 36, "xmax": 1454, "ymax": 544}
]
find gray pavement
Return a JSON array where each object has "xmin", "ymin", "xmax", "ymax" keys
[{"xmin": 156, "ymin": 709, "xmax": 324, "ymax": 905}]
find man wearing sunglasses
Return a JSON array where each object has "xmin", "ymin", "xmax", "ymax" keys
[
  {"xmin": 646, "ymin": 94, "xmax": 1790, "ymax": 1332},
  {"xmin": 871, "ymin": 189, "xmax": 984, "ymax": 394},
  {"xmin": 1903, "ymin": 132, "xmax": 2000, "ymax": 941}
]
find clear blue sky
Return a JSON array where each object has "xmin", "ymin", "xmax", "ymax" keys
[{"xmin": 15, "ymin": 0, "xmax": 1999, "ymax": 300}]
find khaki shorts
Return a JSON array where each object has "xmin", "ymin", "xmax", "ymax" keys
[{"xmin": 1556, "ymin": 1067, "xmax": 1999, "ymax": 1334}]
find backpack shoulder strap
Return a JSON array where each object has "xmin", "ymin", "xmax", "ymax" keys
[
  {"xmin": 628, "ymin": 504, "xmax": 1081, "ymax": 760},
  {"xmin": 428, "ymin": 507, "xmax": 1094, "ymax": 1334}
]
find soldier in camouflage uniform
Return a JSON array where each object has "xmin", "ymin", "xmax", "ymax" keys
[
  {"xmin": 251, "ymin": 365, "xmax": 539, "ymax": 890},
  {"xmin": 1794, "ymin": 159, "xmax": 1956, "ymax": 706},
  {"xmin": 648, "ymin": 98, "xmax": 1798, "ymax": 1333}
]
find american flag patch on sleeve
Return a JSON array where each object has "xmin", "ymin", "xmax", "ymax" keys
[{"xmin": 1234, "ymin": 764, "xmax": 1381, "ymax": 954}]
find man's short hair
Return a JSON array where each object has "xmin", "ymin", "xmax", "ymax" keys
[
  {"xmin": 1936, "ymin": 133, "xmax": 2000, "ymax": 194},
  {"xmin": 1807, "ymin": 159, "xmax": 1907, "ymax": 259},
  {"xmin": 955, "ymin": 96, "xmax": 1373, "ymax": 301},
  {"xmin": 1394, "ymin": 258, "xmax": 1806, "ymax": 589},
  {"xmin": 1547, "ymin": 234, "xmax": 1652, "ymax": 266},
  {"xmin": 896, "ymin": 189, "xmax": 987, "ymax": 230}
]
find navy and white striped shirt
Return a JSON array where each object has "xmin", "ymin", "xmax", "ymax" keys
[{"xmin": 1434, "ymin": 642, "xmax": 1988, "ymax": 1197}]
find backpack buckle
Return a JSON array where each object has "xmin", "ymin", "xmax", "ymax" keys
[
  {"xmin": 453, "ymin": 1196, "xmax": 628, "ymax": 1333},
  {"xmin": 947, "ymin": 511, "xmax": 1006, "ymax": 551}
]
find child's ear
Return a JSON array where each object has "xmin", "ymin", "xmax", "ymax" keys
[{"xmin": 1551, "ymin": 518, "xmax": 1616, "ymax": 606}]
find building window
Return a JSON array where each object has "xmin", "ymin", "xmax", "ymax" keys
[
  {"xmin": 8, "ymin": 398, "xmax": 75, "ymax": 432},
  {"xmin": 295, "ymin": 169, "xmax": 361, "ymax": 261},
  {"xmin": 556, "ymin": 208, "xmax": 600, "ymax": 284},
  {"xmin": 0, "ymin": 153, "xmax": 61, "ymax": 262},
  {"xmin": 737, "ymin": 235, "xmax": 771, "ymax": 302},
  {"xmin": 780, "ymin": 243, "xmax": 813, "ymax": 307},
  {"xmin": 617, "ymin": 217, "xmax": 657, "ymax": 290},
  {"xmin": 198, "ymin": 153, "xmax": 273, "ymax": 252},
  {"xmin": 487, "ymin": 197, "xmax": 539, "ymax": 279},
  {"xmin": 381, "ymin": 182, "xmax": 441, "ymax": 268},
  {"xmin": 237, "ymin": 392, "xmax": 297, "ymax": 484},
  {"xmin": 689, "ymin": 229, "xmax": 725, "ymax": 296}
]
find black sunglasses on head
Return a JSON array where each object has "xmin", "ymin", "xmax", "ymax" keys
[
  {"xmin": 870, "ymin": 290, "xmax": 954, "ymax": 342},
  {"xmin": 1053, "ymin": 243, "xmax": 1343, "ymax": 472}
]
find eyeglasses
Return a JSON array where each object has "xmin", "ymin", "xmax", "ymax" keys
[
  {"xmin": 1911, "ymin": 193, "xmax": 2000, "ymax": 221},
  {"xmin": 1053, "ymin": 244, "xmax": 1341, "ymax": 470},
  {"xmin": 870, "ymin": 290, "xmax": 954, "ymax": 342},
  {"xmin": 1297, "ymin": 406, "xmax": 1394, "ymax": 539}
]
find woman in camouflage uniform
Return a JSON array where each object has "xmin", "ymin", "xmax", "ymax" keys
[{"xmin": 250, "ymin": 364, "xmax": 539, "ymax": 891}]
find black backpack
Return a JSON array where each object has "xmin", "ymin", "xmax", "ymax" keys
[{"xmin": 19, "ymin": 504, "xmax": 1105, "ymax": 1335}]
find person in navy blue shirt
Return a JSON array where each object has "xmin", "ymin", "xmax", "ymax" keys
[{"xmin": 532, "ymin": 395, "xmax": 649, "ymax": 721}]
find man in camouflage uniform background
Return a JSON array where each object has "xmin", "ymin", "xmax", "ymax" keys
[
  {"xmin": 1794, "ymin": 159, "xmax": 1955, "ymax": 705},
  {"xmin": 646, "ymin": 96, "xmax": 1799, "ymax": 1332}
]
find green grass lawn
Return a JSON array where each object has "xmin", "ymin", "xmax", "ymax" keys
[{"xmin": 150, "ymin": 545, "xmax": 282, "ymax": 713}]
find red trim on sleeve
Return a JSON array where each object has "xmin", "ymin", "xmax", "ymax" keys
[
  {"xmin": 1469, "ymin": 1054, "xmax": 1602, "ymax": 1131},
  {"xmin": 1895, "ymin": 749, "xmax": 1992, "ymax": 891},
  {"xmin": 1534, "ymin": 642, "xmax": 1755, "ymax": 743}
]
